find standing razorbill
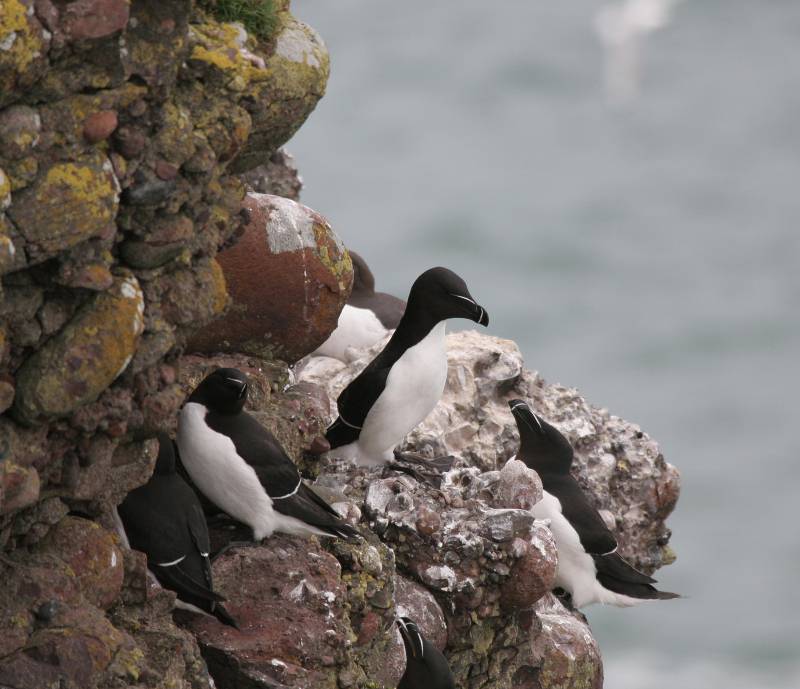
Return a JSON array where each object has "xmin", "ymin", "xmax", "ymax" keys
[
  {"xmin": 312, "ymin": 251, "xmax": 405, "ymax": 362},
  {"xmin": 177, "ymin": 368, "xmax": 359, "ymax": 541},
  {"xmin": 325, "ymin": 267, "xmax": 489, "ymax": 466},
  {"xmin": 508, "ymin": 399, "xmax": 679, "ymax": 608},
  {"xmin": 117, "ymin": 433, "xmax": 237, "ymax": 627},
  {"xmin": 397, "ymin": 617, "xmax": 455, "ymax": 689}
]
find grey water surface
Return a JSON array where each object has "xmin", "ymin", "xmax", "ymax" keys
[{"xmin": 289, "ymin": 1, "xmax": 800, "ymax": 687}]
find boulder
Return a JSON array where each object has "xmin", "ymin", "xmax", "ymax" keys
[
  {"xmin": 187, "ymin": 194, "xmax": 352, "ymax": 362},
  {"xmin": 13, "ymin": 276, "xmax": 145, "ymax": 425}
]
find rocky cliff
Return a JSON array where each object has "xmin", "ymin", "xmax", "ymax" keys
[{"xmin": 0, "ymin": 2, "xmax": 679, "ymax": 688}]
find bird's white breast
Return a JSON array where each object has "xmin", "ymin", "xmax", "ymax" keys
[
  {"xmin": 533, "ymin": 489, "xmax": 641, "ymax": 608},
  {"xmin": 313, "ymin": 305, "xmax": 388, "ymax": 362},
  {"xmin": 176, "ymin": 402, "xmax": 278, "ymax": 540},
  {"xmin": 354, "ymin": 321, "xmax": 448, "ymax": 463}
]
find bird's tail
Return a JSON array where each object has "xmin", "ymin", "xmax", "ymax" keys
[{"xmin": 592, "ymin": 552, "xmax": 680, "ymax": 601}]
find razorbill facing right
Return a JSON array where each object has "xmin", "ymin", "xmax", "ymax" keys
[
  {"xmin": 509, "ymin": 399, "xmax": 679, "ymax": 608},
  {"xmin": 397, "ymin": 617, "xmax": 455, "ymax": 689},
  {"xmin": 177, "ymin": 368, "xmax": 359, "ymax": 541},
  {"xmin": 117, "ymin": 433, "xmax": 237, "ymax": 627},
  {"xmin": 312, "ymin": 251, "xmax": 405, "ymax": 362},
  {"xmin": 325, "ymin": 267, "xmax": 489, "ymax": 466}
]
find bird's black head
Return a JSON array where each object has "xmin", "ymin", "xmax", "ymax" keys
[
  {"xmin": 187, "ymin": 368, "xmax": 249, "ymax": 414},
  {"xmin": 349, "ymin": 250, "xmax": 375, "ymax": 294},
  {"xmin": 397, "ymin": 617, "xmax": 455, "ymax": 689},
  {"xmin": 508, "ymin": 399, "xmax": 574, "ymax": 475},
  {"xmin": 153, "ymin": 432, "xmax": 176, "ymax": 475},
  {"xmin": 405, "ymin": 267, "xmax": 489, "ymax": 328}
]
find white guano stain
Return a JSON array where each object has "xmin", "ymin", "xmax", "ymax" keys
[
  {"xmin": 261, "ymin": 195, "xmax": 317, "ymax": 254},
  {"xmin": 275, "ymin": 23, "xmax": 321, "ymax": 68}
]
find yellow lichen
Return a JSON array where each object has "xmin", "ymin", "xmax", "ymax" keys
[
  {"xmin": 208, "ymin": 258, "xmax": 230, "ymax": 316},
  {"xmin": 0, "ymin": 0, "xmax": 43, "ymax": 74}
]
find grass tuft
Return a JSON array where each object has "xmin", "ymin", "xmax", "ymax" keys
[{"xmin": 199, "ymin": 0, "xmax": 278, "ymax": 42}]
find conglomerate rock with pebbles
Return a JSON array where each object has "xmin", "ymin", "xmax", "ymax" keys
[{"xmin": 0, "ymin": 0, "xmax": 678, "ymax": 685}]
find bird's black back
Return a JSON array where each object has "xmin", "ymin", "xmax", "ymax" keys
[{"xmin": 204, "ymin": 409, "xmax": 302, "ymax": 498}]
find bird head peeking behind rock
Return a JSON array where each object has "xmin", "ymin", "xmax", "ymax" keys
[
  {"xmin": 187, "ymin": 368, "xmax": 249, "ymax": 415},
  {"xmin": 397, "ymin": 617, "xmax": 455, "ymax": 689},
  {"xmin": 508, "ymin": 399, "xmax": 574, "ymax": 475},
  {"xmin": 403, "ymin": 267, "xmax": 489, "ymax": 328}
]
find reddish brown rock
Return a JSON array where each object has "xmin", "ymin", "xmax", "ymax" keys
[
  {"xmin": 187, "ymin": 193, "xmax": 352, "ymax": 363},
  {"xmin": 60, "ymin": 0, "xmax": 130, "ymax": 41},
  {"xmin": 183, "ymin": 536, "xmax": 351, "ymax": 688},
  {"xmin": 39, "ymin": 516, "xmax": 125, "ymax": 609},
  {"xmin": 83, "ymin": 110, "xmax": 118, "ymax": 143},
  {"xmin": 500, "ymin": 533, "xmax": 558, "ymax": 611},
  {"xmin": 0, "ymin": 460, "xmax": 40, "ymax": 515},
  {"xmin": 155, "ymin": 159, "xmax": 178, "ymax": 180},
  {"xmin": 394, "ymin": 575, "xmax": 448, "ymax": 650}
]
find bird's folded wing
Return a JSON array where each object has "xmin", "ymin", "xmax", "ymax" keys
[
  {"xmin": 221, "ymin": 413, "xmax": 304, "ymax": 498},
  {"xmin": 272, "ymin": 483, "xmax": 359, "ymax": 539},
  {"xmin": 327, "ymin": 363, "xmax": 391, "ymax": 447},
  {"xmin": 552, "ymin": 477, "xmax": 619, "ymax": 555},
  {"xmin": 186, "ymin": 502, "xmax": 214, "ymax": 588}
]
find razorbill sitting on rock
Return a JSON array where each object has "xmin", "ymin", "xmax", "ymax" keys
[
  {"xmin": 326, "ymin": 267, "xmax": 488, "ymax": 466},
  {"xmin": 509, "ymin": 399, "xmax": 679, "ymax": 608},
  {"xmin": 116, "ymin": 433, "xmax": 237, "ymax": 627},
  {"xmin": 313, "ymin": 251, "xmax": 406, "ymax": 362},
  {"xmin": 177, "ymin": 368, "xmax": 359, "ymax": 541},
  {"xmin": 397, "ymin": 617, "xmax": 455, "ymax": 689}
]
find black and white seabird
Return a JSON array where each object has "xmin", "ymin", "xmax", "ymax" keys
[
  {"xmin": 177, "ymin": 368, "xmax": 359, "ymax": 541},
  {"xmin": 509, "ymin": 399, "xmax": 679, "ymax": 608},
  {"xmin": 326, "ymin": 267, "xmax": 489, "ymax": 466},
  {"xmin": 313, "ymin": 251, "xmax": 406, "ymax": 361},
  {"xmin": 116, "ymin": 433, "xmax": 237, "ymax": 627},
  {"xmin": 348, "ymin": 251, "xmax": 406, "ymax": 329},
  {"xmin": 397, "ymin": 617, "xmax": 455, "ymax": 689}
]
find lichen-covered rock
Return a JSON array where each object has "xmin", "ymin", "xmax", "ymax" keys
[
  {"xmin": 230, "ymin": 13, "xmax": 330, "ymax": 173},
  {"xmin": 0, "ymin": 0, "xmax": 51, "ymax": 109},
  {"xmin": 13, "ymin": 276, "xmax": 144, "ymax": 425},
  {"xmin": 7, "ymin": 154, "xmax": 120, "ymax": 267},
  {"xmin": 527, "ymin": 595, "xmax": 604, "ymax": 689},
  {"xmin": 187, "ymin": 194, "xmax": 352, "ymax": 362},
  {"xmin": 37, "ymin": 516, "xmax": 125, "ymax": 610}
]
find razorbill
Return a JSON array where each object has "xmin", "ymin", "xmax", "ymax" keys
[
  {"xmin": 116, "ymin": 433, "xmax": 237, "ymax": 627},
  {"xmin": 397, "ymin": 617, "xmax": 455, "ymax": 689},
  {"xmin": 177, "ymin": 368, "xmax": 359, "ymax": 541},
  {"xmin": 312, "ymin": 251, "xmax": 405, "ymax": 361},
  {"xmin": 326, "ymin": 267, "xmax": 489, "ymax": 466},
  {"xmin": 348, "ymin": 251, "xmax": 406, "ymax": 329},
  {"xmin": 508, "ymin": 400, "xmax": 679, "ymax": 608}
]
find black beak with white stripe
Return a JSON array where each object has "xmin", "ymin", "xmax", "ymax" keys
[
  {"xmin": 117, "ymin": 433, "xmax": 237, "ymax": 628},
  {"xmin": 177, "ymin": 368, "xmax": 359, "ymax": 542},
  {"xmin": 509, "ymin": 399, "xmax": 680, "ymax": 608},
  {"xmin": 326, "ymin": 267, "xmax": 489, "ymax": 458},
  {"xmin": 397, "ymin": 617, "xmax": 455, "ymax": 689}
]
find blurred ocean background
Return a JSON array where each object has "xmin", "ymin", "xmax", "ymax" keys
[{"xmin": 290, "ymin": 1, "xmax": 800, "ymax": 687}]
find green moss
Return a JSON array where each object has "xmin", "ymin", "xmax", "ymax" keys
[{"xmin": 199, "ymin": 0, "xmax": 278, "ymax": 41}]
